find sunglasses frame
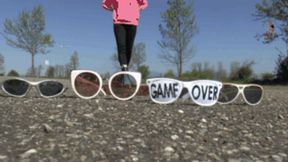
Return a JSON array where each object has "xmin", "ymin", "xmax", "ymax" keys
[
  {"xmin": 146, "ymin": 78, "xmax": 223, "ymax": 106},
  {"xmin": 71, "ymin": 70, "xmax": 141, "ymax": 101},
  {"xmin": 218, "ymin": 83, "xmax": 264, "ymax": 106},
  {"xmin": 1, "ymin": 78, "xmax": 66, "ymax": 98}
]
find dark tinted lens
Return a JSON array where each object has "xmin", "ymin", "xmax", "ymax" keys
[
  {"xmin": 110, "ymin": 74, "xmax": 137, "ymax": 99},
  {"xmin": 74, "ymin": 72, "xmax": 100, "ymax": 97},
  {"xmin": 243, "ymin": 86, "xmax": 263, "ymax": 104},
  {"xmin": 39, "ymin": 81, "xmax": 64, "ymax": 97},
  {"xmin": 218, "ymin": 84, "xmax": 238, "ymax": 103},
  {"xmin": 3, "ymin": 79, "xmax": 29, "ymax": 96}
]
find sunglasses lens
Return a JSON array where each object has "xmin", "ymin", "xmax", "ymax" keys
[
  {"xmin": 74, "ymin": 72, "xmax": 101, "ymax": 97},
  {"xmin": 110, "ymin": 74, "xmax": 137, "ymax": 99},
  {"xmin": 244, "ymin": 86, "xmax": 263, "ymax": 105},
  {"xmin": 147, "ymin": 79, "xmax": 182, "ymax": 104},
  {"xmin": 3, "ymin": 79, "xmax": 29, "ymax": 96},
  {"xmin": 218, "ymin": 84, "xmax": 238, "ymax": 103},
  {"xmin": 39, "ymin": 81, "xmax": 64, "ymax": 97},
  {"xmin": 188, "ymin": 80, "xmax": 222, "ymax": 106}
]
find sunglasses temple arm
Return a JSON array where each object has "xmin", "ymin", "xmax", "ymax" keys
[{"xmin": 100, "ymin": 88, "xmax": 107, "ymax": 96}]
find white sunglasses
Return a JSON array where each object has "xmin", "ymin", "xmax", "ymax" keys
[
  {"xmin": 1, "ymin": 78, "xmax": 66, "ymax": 98},
  {"xmin": 218, "ymin": 83, "xmax": 264, "ymax": 105},
  {"xmin": 146, "ymin": 78, "xmax": 223, "ymax": 106},
  {"xmin": 71, "ymin": 70, "xmax": 141, "ymax": 101}
]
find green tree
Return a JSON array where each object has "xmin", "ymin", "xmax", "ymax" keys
[
  {"xmin": 189, "ymin": 62, "xmax": 215, "ymax": 80},
  {"xmin": 163, "ymin": 69, "xmax": 176, "ymax": 78},
  {"xmin": 138, "ymin": 65, "xmax": 150, "ymax": 81},
  {"xmin": 2, "ymin": 5, "xmax": 54, "ymax": 77},
  {"xmin": 158, "ymin": 0, "xmax": 198, "ymax": 78},
  {"xmin": 262, "ymin": 72, "xmax": 274, "ymax": 81},
  {"xmin": 275, "ymin": 54, "xmax": 288, "ymax": 82},
  {"xmin": 230, "ymin": 61, "xmax": 255, "ymax": 82},
  {"xmin": 46, "ymin": 66, "xmax": 55, "ymax": 78},
  {"xmin": 7, "ymin": 70, "xmax": 19, "ymax": 77}
]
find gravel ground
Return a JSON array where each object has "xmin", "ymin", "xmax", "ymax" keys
[{"xmin": 0, "ymin": 77, "xmax": 287, "ymax": 162}]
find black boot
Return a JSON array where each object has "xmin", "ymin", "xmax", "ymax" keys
[{"xmin": 121, "ymin": 66, "xmax": 128, "ymax": 71}]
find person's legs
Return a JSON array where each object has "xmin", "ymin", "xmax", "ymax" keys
[
  {"xmin": 125, "ymin": 25, "xmax": 137, "ymax": 66},
  {"xmin": 114, "ymin": 24, "xmax": 127, "ymax": 69}
]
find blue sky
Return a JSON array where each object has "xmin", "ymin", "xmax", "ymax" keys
[{"xmin": 0, "ymin": 0, "xmax": 285, "ymax": 76}]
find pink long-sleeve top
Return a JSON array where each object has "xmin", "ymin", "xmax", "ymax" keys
[{"xmin": 103, "ymin": 0, "xmax": 148, "ymax": 26}]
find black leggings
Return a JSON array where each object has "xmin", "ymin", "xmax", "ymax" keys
[{"xmin": 114, "ymin": 24, "xmax": 137, "ymax": 67}]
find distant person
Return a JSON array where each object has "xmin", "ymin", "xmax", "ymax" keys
[{"xmin": 103, "ymin": 0, "xmax": 148, "ymax": 71}]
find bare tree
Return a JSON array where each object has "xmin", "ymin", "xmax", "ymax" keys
[
  {"xmin": 2, "ymin": 5, "xmax": 54, "ymax": 76},
  {"xmin": 158, "ymin": 0, "xmax": 198, "ymax": 77},
  {"xmin": 69, "ymin": 51, "xmax": 80, "ymax": 70},
  {"xmin": 0, "ymin": 53, "xmax": 4, "ymax": 75}
]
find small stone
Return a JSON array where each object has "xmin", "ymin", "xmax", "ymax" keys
[
  {"xmin": 56, "ymin": 104, "xmax": 64, "ymax": 108},
  {"xmin": 186, "ymin": 130, "xmax": 193, "ymax": 135},
  {"xmin": 208, "ymin": 153, "xmax": 223, "ymax": 161},
  {"xmin": 0, "ymin": 155, "xmax": 7, "ymax": 159},
  {"xmin": 178, "ymin": 110, "xmax": 184, "ymax": 114},
  {"xmin": 130, "ymin": 155, "xmax": 139, "ymax": 162},
  {"xmin": 43, "ymin": 124, "xmax": 53, "ymax": 133},
  {"xmin": 221, "ymin": 116, "xmax": 229, "ymax": 121},
  {"xmin": 226, "ymin": 150, "xmax": 233, "ymax": 155},
  {"xmin": 171, "ymin": 135, "xmax": 179, "ymax": 140},
  {"xmin": 213, "ymin": 138, "xmax": 218, "ymax": 141},
  {"xmin": 272, "ymin": 155, "xmax": 283, "ymax": 162},
  {"xmin": 171, "ymin": 153, "xmax": 180, "ymax": 160},
  {"xmin": 19, "ymin": 149, "xmax": 37, "ymax": 158},
  {"xmin": 164, "ymin": 146, "xmax": 174, "ymax": 153},
  {"xmin": 117, "ymin": 146, "xmax": 124, "ymax": 151},
  {"xmin": 83, "ymin": 113, "xmax": 94, "ymax": 119},
  {"xmin": 278, "ymin": 114, "xmax": 284, "ymax": 119},
  {"xmin": 240, "ymin": 146, "xmax": 250, "ymax": 151},
  {"xmin": 279, "ymin": 153, "xmax": 287, "ymax": 157},
  {"xmin": 80, "ymin": 155, "xmax": 87, "ymax": 162},
  {"xmin": 201, "ymin": 118, "xmax": 207, "ymax": 123}
]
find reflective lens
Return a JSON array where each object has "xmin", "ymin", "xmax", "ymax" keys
[
  {"xmin": 74, "ymin": 72, "xmax": 101, "ymax": 97},
  {"xmin": 3, "ymin": 79, "xmax": 29, "ymax": 96},
  {"xmin": 243, "ymin": 86, "xmax": 263, "ymax": 105},
  {"xmin": 147, "ymin": 79, "xmax": 182, "ymax": 104},
  {"xmin": 110, "ymin": 74, "xmax": 137, "ymax": 99},
  {"xmin": 39, "ymin": 81, "xmax": 64, "ymax": 97},
  {"xmin": 218, "ymin": 84, "xmax": 239, "ymax": 103}
]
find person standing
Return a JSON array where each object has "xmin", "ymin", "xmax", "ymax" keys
[{"xmin": 103, "ymin": 0, "xmax": 148, "ymax": 71}]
